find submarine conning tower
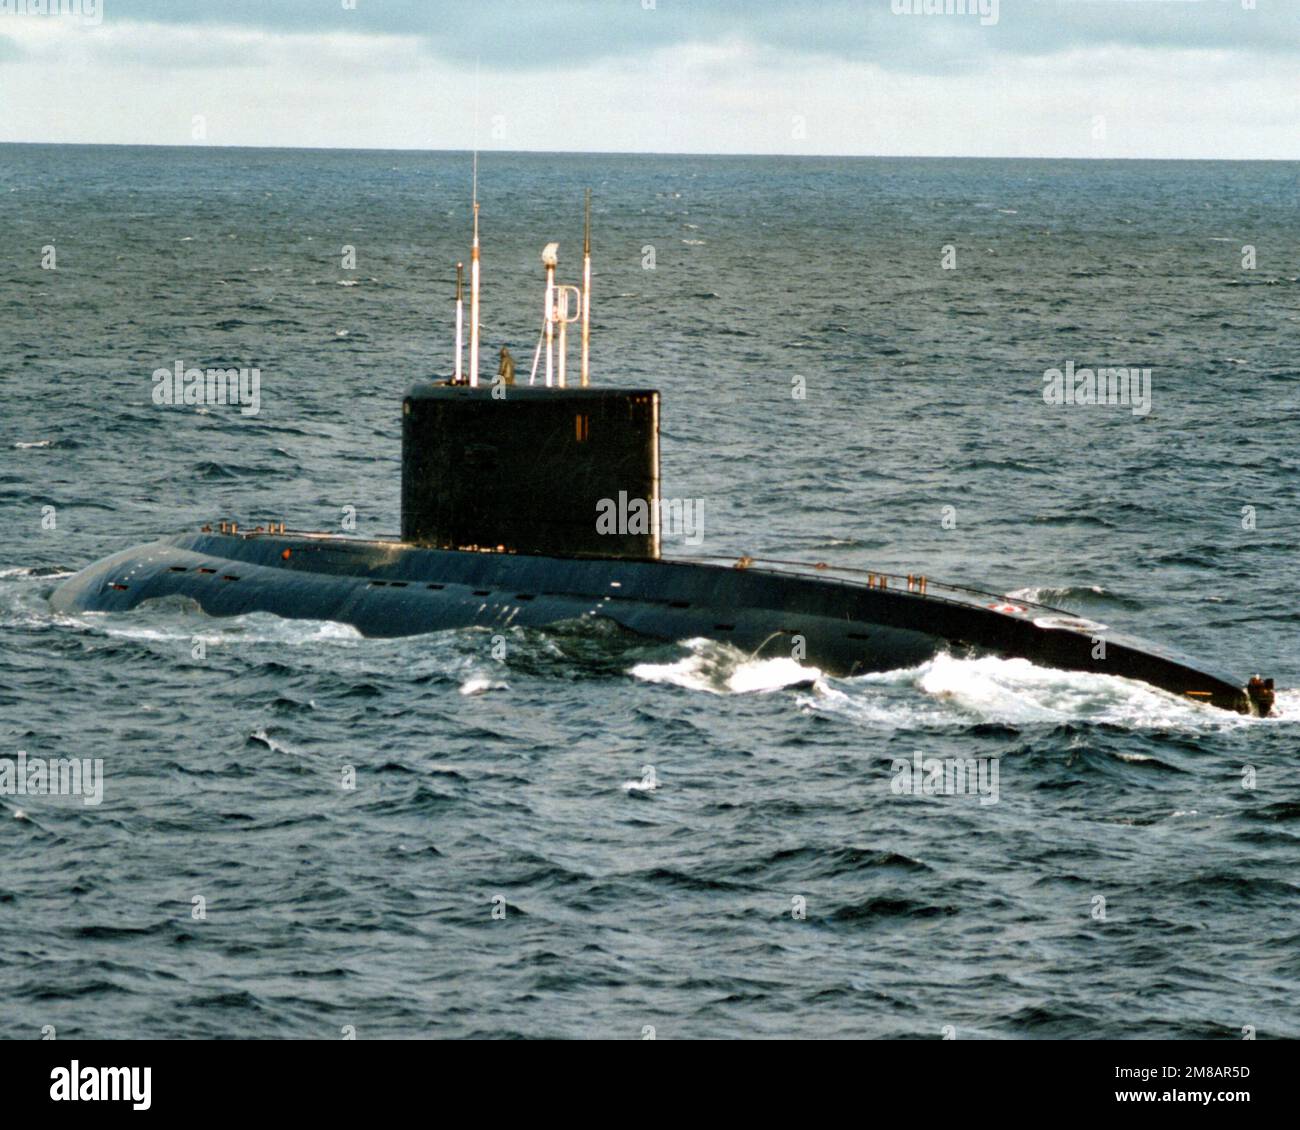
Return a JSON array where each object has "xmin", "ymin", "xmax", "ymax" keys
[
  {"xmin": 401, "ymin": 384, "xmax": 660, "ymax": 559},
  {"xmin": 402, "ymin": 188, "xmax": 662, "ymax": 560}
]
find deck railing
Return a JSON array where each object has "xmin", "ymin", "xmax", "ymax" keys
[{"xmin": 668, "ymin": 553, "xmax": 1072, "ymax": 616}]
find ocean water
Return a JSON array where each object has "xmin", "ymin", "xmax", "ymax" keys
[{"xmin": 1, "ymin": 146, "xmax": 1297, "ymax": 1039}]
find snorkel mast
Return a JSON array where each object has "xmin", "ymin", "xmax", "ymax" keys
[
  {"xmin": 534, "ymin": 193, "xmax": 593, "ymax": 388},
  {"xmin": 454, "ymin": 261, "xmax": 464, "ymax": 384},
  {"xmin": 542, "ymin": 242, "xmax": 558, "ymax": 388},
  {"xmin": 468, "ymin": 153, "xmax": 481, "ymax": 388}
]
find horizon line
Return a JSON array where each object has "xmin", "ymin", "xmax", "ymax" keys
[{"xmin": 0, "ymin": 140, "xmax": 1295, "ymax": 163}]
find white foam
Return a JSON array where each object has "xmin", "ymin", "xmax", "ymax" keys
[
  {"xmin": 0, "ymin": 567, "xmax": 75, "ymax": 580},
  {"xmin": 1005, "ymin": 584, "xmax": 1106, "ymax": 605},
  {"xmin": 459, "ymin": 674, "xmax": 508, "ymax": 696},
  {"xmin": 629, "ymin": 638, "xmax": 822, "ymax": 695},
  {"xmin": 249, "ymin": 730, "xmax": 301, "ymax": 756},
  {"xmin": 70, "ymin": 609, "xmax": 363, "ymax": 647},
  {"xmin": 1270, "ymin": 688, "xmax": 1299, "ymax": 719},
  {"xmin": 800, "ymin": 652, "xmax": 1295, "ymax": 732},
  {"xmin": 622, "ymin": 777, "xmax": 658, "ymax": 793}
]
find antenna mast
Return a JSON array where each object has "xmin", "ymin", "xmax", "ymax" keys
[
  {"xmin": 581, "ymin": 189, "xmax": 592, "ymax": 387},
  {"xmin": 469, "ymin": 152, "xmax": 480, "ymax": 388}
]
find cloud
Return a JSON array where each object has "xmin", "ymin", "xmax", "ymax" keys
[
  {"xmin": 24, "ymin": 0, "xmax": 1300, "ymax": 73},
  {"xmin": 0, "ymin": 2, "xmax": 1295, "ymax": 156}
]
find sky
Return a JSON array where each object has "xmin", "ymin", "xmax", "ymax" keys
[{"xmin": 0, "ymin": 0, "xmax": 1295, "ymax": 158}]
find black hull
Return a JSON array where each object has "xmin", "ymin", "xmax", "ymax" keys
[{"xmin": 50, "ymin": 530, "xmax": 1258, "ymax": 714}]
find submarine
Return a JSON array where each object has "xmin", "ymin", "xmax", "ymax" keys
[{"xmin": 51, "ymin": 190, "xmax": 1275, "ymax": 718}]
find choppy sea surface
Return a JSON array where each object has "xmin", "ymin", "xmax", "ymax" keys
[{"xmin": 1, "ymin": 146, "xmax": 1297, "ymax": 1039}]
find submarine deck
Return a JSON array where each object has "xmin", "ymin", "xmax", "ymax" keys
[{"xmin": 49, "ymin": 528, "xmax": 1257, "ymax": 713}]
